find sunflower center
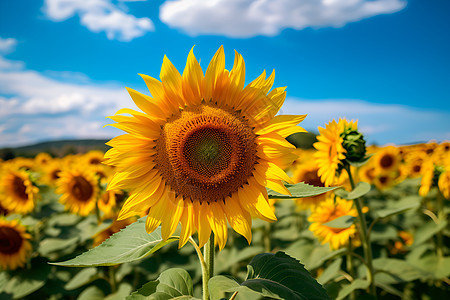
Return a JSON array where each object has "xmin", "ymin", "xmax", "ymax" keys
[
  {"xmin": 71, "ymin": 176, "xmax": 94, "ymax": 202},
  {"xmin": 380, "ymin": 154, "xmax": 394, "ymax": 169},
  {"xmin": 13, "ymin": 176, "xmax": 28, "ymax": 201},
  {"xmin": 156, "ymin": 103, "xmax": 258, "ymax": 203},
  {"xmin": 303, "ymin": 170, "xmax": 324, "ymax": 187},
  {"xmin": 0, "ymin": 227, "xmax": 23, "ymax": 254}
]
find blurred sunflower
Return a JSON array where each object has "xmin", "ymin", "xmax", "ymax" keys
[
  {"xmin": 438, "ymin": 169, "xmax": 450, "ymax": 199},
  {"xmin": 419, "ymin": 160, "xmax": 435, "ymax": 197},
  {"xmin": 373, "ymin": 146, "xmax": 400, "ymax": 174},
  {"xmin": 0, "ymin": 167, "xmax": 38, "ymax": 214},
  {"xmin": 105, "ymin": 46, "xmax": 306, "ymax": 249},
  {"xmin": 35, "ymin": 152, "xmax": 52, "ymax": 166},
  {"xmin": 373, "ymin": 172, "xmax": 396, "ymax": 190},
  {"xmin": 308, "ymin": 196, "xmax": 357, "ymax": 250},
  {"xmin": 98, "ymin": 190, "xmax": 122, "ymax": 219},
  {"xmin": 83, "ymin": 150, "xmax": 105, "ymax": 166},
  {"xmin": 313, "ymin": 120, "xmax": 346, "ymax": 187},
  {"xmin": 56, "ymin": 167, "xmax": 99, "ymax": 216},
  {"xmin": 41, "ymin": 160, "xmax": 63, "ymax": 187},
  {"xmin": 0, "ymin": 219, "xmax": 32, "ymax": 270}
]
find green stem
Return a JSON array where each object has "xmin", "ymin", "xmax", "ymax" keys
[
  {"xmin": 436, "ymin": 191, "xmax": 445, "ymax": 258},
  {"xmin": 345, "ymin": 164, "xmax": 376, "ymax": 297},
  {"xmin": 108, "ymin": 266, "xmax": 117, "ymax": 293},
  {"xmin": 347, "ymin": 238, "xmax": 356, "ymax": 300},
  {"xmin": 263, "ymin": 222, "xmax": 272, "ymax": 253},
  {"xmin": 203, "ymin": 234, "xmax": 215, "ymax": 300},
  {"xmin": 188, "ymin": 238, "xmax": 208, "ymax": 300}
]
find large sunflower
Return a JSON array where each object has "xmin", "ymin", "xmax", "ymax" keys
[
  {"xmin": 56, "ymin": 167, "xmax": 99, "ymax": 216},
  {"xmin": 0, "ymin": 218, "xmax": 32, "ymax": 270},
  {"xmin": 308, "ymin": 196, "xmax": 358, "ymax": 250},
  {"xmin": 313, "ymin": 119, "xmax": 346, "ymax": 187},
  {"xmin": 0, "ymin": 167, "xmax": 38, "ymax": 214},
  {"xmin": 105, "ymin": 46, "xmax": 306, "ymax": 249}
]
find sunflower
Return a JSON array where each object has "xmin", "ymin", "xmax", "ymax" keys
[
  {"xmin": 308, "ymin": 196, "xmax": 357, "ymax": 250},
  {"xmin": 0, "ymin": 167, "xmax": 38, "ymax": 214},
  {"xmin": 373, "ymin": 172, "xmax": 396, "ymax": 190},
  {"xmin": 438, "ymin": 169, "xmax": 450, "ymax": 199},
  {"xmin": 98, "ymin": 190, "xmax": 122, "ymax": 219},
  {"xmin": 419, "ymin": 160, "xmax": 435, "ymax": 197},
  {"xmin": 373, "ymin": 146, "xmax": 400, "ymax": 174},
  {"xmin": 313, "ymin": 119, "xmax": 346, "ymax": 186},
  {"xmin": 292, "ymin": 162, "xmax": 327, "ymax": 209},
  {"xmin": 83, "ymin": 150, "xmax": 105, "ymax": 166},
  {"xmin": 35, "ymin": 152, "xmax": 52, "ymax": 166},
  {"xmin": 105, "ymin": 46, "xmax": 306, "ymax": 249},
  {"xmin": 0, "ymin": 218, "xmax": 32, "ymax": 270},
  {"xmin": 41, "ymin": 159, "xmax": 63, "ymax": 187},
  {"xmin": 56, "ymin": 167, "xmax": 99, "ymax": 216}
]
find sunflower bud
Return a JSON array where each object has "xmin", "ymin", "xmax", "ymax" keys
[{"xmin": 342, "ymin": 130, "xmax": 367, "ymax": 163}]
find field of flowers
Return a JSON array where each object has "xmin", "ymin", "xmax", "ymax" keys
[{"xmin": 0, "ymin": 139, "xmax": 448, "ymax": 299}]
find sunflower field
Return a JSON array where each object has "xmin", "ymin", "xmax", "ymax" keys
[{"xmin": 1, "ymin": 48, "xmax": 449, "ymax": 300}]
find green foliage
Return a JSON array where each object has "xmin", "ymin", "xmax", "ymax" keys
[
  {"xmin": 127, "ymin": 268, "xmax": 198, "ymax": 300},
  {"xmin": 268, "ymin": 182, "xmax": 340, "ymax": 199},
  {"xmin": 209, "ymin": 251, "xmax": 330, "ymax": 300},
  {"xmin": 335, "ymin": 182, "xmax": 371, "ymax": 200},
  {"xmin": 52, "ymin": 217, "xmax": 178, "ymax": 267}
]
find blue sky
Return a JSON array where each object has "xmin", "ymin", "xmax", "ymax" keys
[{"xmin": 0, "ymin": 0, "xmax": 449, "ymax": 147}]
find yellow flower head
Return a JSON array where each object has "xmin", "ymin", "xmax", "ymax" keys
[
  {"xmin": 313, "ymin": 118, "xmax": 347, "ymax": 186},
  {"xmin": 35, "ymin": 152, "xmax": 52, "ymax": 166},
  {"xmin": 105, "ymin": 46, "xmax": 307, "ymax": 249},
  {"xmin": 0, "ymin": 219, "xmax": 32, "ymax": 270},
  {"xmin": 83, "ymin": 150, "xmax": 106, "ymax": 166},
  {"xmin": 438, "ymin": 169, "xmax": 450, "ymax": 199},
  {"xmin": 0, "ymin": 166, "xmax": 38, "ymax": 214},
  {"xmin": 308, "ymin": 196, "xmax": 357, "ymax": 250},
  {"xmin": 56, "ymin": 167, "xmax": 99, "ymax": 216},
  {"xmin": 373, "ymin": 146, "xmax": 400, "ymax": 174}
]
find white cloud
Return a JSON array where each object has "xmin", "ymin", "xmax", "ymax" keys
[
  {"xmin": 282, "ymin": 98, "xmax": 450, "ymax": 145},
  {"xmin": 0, "ymin": 37, "xmax": 18, "ymax": 54},
  {"xmin": 160, "ymin": 0, "xmax": 406, "ymax": 38},
  {"xmin": 43, "ymin": 0, "xmax": 154, "ymax": 41}
]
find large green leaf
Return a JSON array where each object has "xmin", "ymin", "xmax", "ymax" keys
[
  {"xmin": 375, "ymin": 196, "xmax": 421, "ymax": 218},
  {"xmin": 52, "ymin": 217, "xmax": 178, "ymax": 267},
  {"xmin": 317, "ymin": 258, "xmax": 342, "ymax": 285},
  {"xmin": 336, "ymin": 279, "xmax": 370, "ymax": 300},
  {"xmin": 268, "ymin": 182, "xmax": 339, "ymax": 199},
  {"xmin": 373, "ymin": 258, "xmax": 429, "ymax": 284},
  {"xmin": 64, "ymin": 268, "xmax": 99, "ymax": 290},
  {"xmin": 335, "ymin": 182, "xmax": 371, "ymax": 200},
  {"xmin": 126, "ymin": 268, "xmax": 198, "ymax": 300},
  {"xmin": 209, "ymin": 251, "xmax": 330, "ymax": 300}
]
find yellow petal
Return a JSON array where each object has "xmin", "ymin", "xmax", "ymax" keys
[
  {"xmin": 182, "ymin": 47, "xmax": 204, "ymax": 105},
  {"xmin": 220, "ymin": 199, "xmax": 252, "ymax": 244}
]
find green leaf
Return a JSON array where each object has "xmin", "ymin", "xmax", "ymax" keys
[
  {"xmin": 78, "ymin": 286, "xmax": 105, "ymax": 300},
  {"xmin": 413, "ymin": 220, "xmax": 448, "ymax": 246},
  {"xmin": 52, "ymin": 217, "xmax": 178, "ymax": 267},
  {"xmin": 322, "ymin": 215, "xmax": 355, "ymax": 229},
  {"xmin": 210, "ymin": 251, "xmax": 331, "ymax": 300},
  {"xmin": 38, "ymin": 236, "xmax": 79, "ymax": 257},
  {"xmin": 105, "ymin": 283, "xmax": 133, "ymax": 300},
  {"xmin": 64, "ymin": 268, "xmax": 99, "ymax": 290},
  {"xmin": 127, "ymin": 268, "xmax": 198, "ymax": 300},
  {"xmin": 2, "ymin": 258, "xmax": 51, "ymax": 299},
  {"xmin": 373, "ymin": 258, "xmax": 428, "ymax": 284},
  {"xmin": 267, "ymin": 182, "xmax": 339, "ymax": 199},
  {"xmin": 336, "ymin": 279, "xmax": 369, "ymax": 300},
  {"xmin": 375, "ymin": 196, "xmax": 421, "ymax": 218},
  {"xmin": 317, "ymin": 258, "xmax": 342, "ymax": 285},
  {"xmin": 335, "ymin": 182, "xmax": 371, "ymax": 200}
]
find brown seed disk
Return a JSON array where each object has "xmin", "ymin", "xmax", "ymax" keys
[
  {"xmin": 380, "ymin": 154, "xmax": 394, "ymax": 169},
  {"xmin": 0, "ymin": 227, "xmax": 23, "ymax": 254},
  {"xmin": 155, "ymin": 103, "xmax": 258, "ymax": 203},
  {"xmin": 13, "ymin": 176, "xmax": 28, "ymax": 201},
  {"xmin": 70, "ymin": 175, "xmax": 94, "ymax": 202}
]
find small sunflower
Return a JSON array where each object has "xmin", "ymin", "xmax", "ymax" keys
[
  {"xmin": 35, "ymin": 152, "xmax": 52, "ymax": 166},
  {"xmin": 0, "ymin": 218, "xmax": 32, "ymax": 270},
  {"xmin": 83, "ymin": 150, "xmax": 105, "ymax": 166},
  {"xmin": 0, "ymin": 167, "xmax": 38, "ymax": 214},
  {"xmin": 373, "ymin": 146, "xmax": 400, "ymax": 174},
  {"xmin": 98, "ymin": 190, "xmax": 122, "ymax": 219},
  {"xmin": 419, "ymin": 160, "xmax": 435, "ymax": 197},
  {"xmin": 41, "ymin": 159, "xmax": 63, "ymax": 187},
  {"xmin": 105, "ymin": 46, "xmax": 306, "ymax": 249},
  {"xmin": 373, "ymin": 172, "xmax": 396, "ymax": 190},
  {"xmin": 313, "ymin": 120, "xmax": 346, "ymax": 187},
  {"xmin": 56, "ymin": 167, "xmax": 99, "ymax": 216},
  {"xmin": 308, "ymin": 196, "xmax": 357, "ymax": 250}
]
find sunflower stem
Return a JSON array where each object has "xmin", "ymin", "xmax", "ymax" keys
[
  {"xmin": 263, "ymin": 222, "xmax": 272, "ymax": 253},
  {"xmin": 188, "ymin": 237, "xmax": 209, "ymax": 300},
  {"xmin": 108, "ymin": 266, "xmax": 117, "ymax": 293},
  {"xmin": 345, "ymin": 164, "xmax": 376, "ymax": 297},
  {"xmin": 204, "ymin": 234, "xmax": 215, "ymax": 299},
  {"xmin": 436, "ymin": 190, "xmax": 445, "ymax": 258},
  {"xmin": 347, "ymin": 238, "xmax": 356, "ymax": 300}
]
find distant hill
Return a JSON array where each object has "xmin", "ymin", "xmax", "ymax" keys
[{"xmin": 0, "ymin": 139, "xmax": 110, "ymax": 160}]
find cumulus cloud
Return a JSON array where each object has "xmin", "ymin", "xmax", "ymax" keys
[
  {"xmin": 160, "ymin": 0, "xmax": 407, "ymax": 38},
  {"xmin": 43, "ymin": 0, "xmax": 154, "ymax": 41},
  {"xmin": 282, "ymin": 98, "xmax": 450, "ymax": 145}
]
